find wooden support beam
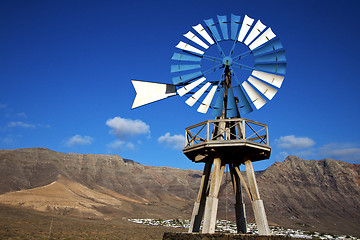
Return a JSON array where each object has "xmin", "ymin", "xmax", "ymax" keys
[
  {"xmin": 244, "ymin": 159, "xmax": 270, "ymax": 235},
  {"xmin": 188, "ymin": 161, "xmax": 212, "ymax": 232},
  {"xmin": 229, "ymin": 163, "xmax": 247, "ymax": 233},
  {"xmin": 202, "ymin": 157, "xmax": 224, "ymax": 233},
  {"xmin": 244, "ymin": 160, "xmax": 261, "ymax": 200},
  {"xmin": 234, "ymin": 164, "xmax": 252, "ymax": 201}
]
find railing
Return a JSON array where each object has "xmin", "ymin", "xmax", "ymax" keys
[{"xmin": 184, "ymin": 118, "xmax": 269, "ymax": 148}]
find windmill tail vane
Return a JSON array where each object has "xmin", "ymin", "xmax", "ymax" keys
[{"xmin": 131, "ymin": 14, "xmax": 286, "ymax": 118}]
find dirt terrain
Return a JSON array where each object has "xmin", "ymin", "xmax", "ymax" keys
[{"xmin": 0, "ymin": 204, "xmax": 184, "ymax": 240}]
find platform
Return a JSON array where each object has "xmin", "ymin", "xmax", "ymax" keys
[{"xmin": 183, "ymin": 118, "xmax": 271, "ymax": 163}]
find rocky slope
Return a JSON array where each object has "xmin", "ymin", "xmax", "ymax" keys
[
  {"xmin": 0, "ymin": 147, "xmax": 201, "ymax": 219},
  {"xmin": 0, "ymin": 148, "xmax": 359, "ymax": 236},
  {"xmin": 257, "ymin": 156, "xmax": 360, "ymax": 235}
]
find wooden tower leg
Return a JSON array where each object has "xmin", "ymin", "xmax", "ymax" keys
[
  {"xmin": 188, "ymin": 161, "xmax": 212, "ymax": 233},
  {"xmin": 202, "ymin": 157, "xmax": 225, "ymax": 233},
  {"xmin": 229, "ymin": 163, "xmax": 247, "ymax": 233},
  {"xmin": 244, "ymin": 159, "xmax": 270, "ymax": 235}
]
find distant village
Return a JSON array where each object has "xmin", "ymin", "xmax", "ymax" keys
[{"xmin": 128, "ymin": 219, "xmax": 360, "ymax": 240}]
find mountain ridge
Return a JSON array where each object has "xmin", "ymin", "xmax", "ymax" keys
[{"xmin": 0, "ymin": 148, "xmax": 359, "ymax": 236}]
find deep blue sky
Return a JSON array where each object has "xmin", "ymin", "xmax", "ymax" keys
[{"xmin": 1, "ymin": 0, "xmax": 360, "ymax": 171}]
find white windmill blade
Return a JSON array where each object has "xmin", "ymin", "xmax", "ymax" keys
[
  {"xmin": 247, "ymin": 76, "xmax": 277, "ymax": 100},
  {"xmin": 177, "ymin": 77, "xmax": 206, "ymax": 96},
  {"xmin": 242, "ymin": 81, "xmax": 266, "ymax": 109},
  {"xmin": 131, "ymin": 80, "xmax": 177, "ymax": 109},
  {"xmin": 176, "ymin": 41, "xmax": 204, "ymax": 55},
  {"xmin": 249, "ymin": 28, "xmax": 276, "ymax": 50},
  {"xmin": 192, "ymin": 24, "xmax": 215, "ymax": 45},
  {"xmin": 244, "ymin": 20, "xmax": 266, "ymax": 46},
  {"xmin": 198, "ymin": 85, "xmax": 218, "ymax": 113},
  {"xmin": 251, "ymin": 70, "xmax": 284, "ymax": 88},
  {"xmin": 237, "ymin": 15, "xmax": 254, "ymax": 42},
  {"xmin": 185, "ymin": 82, "xmax": 211, "ymax": 107},
  {"xmin": 184, "ymin": 31, "xmax": 209, "ymax": 49}
]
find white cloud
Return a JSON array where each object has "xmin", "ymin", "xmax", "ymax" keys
[
  {"xmin": 65, "ymin": 134, "xmax": 93, "ymax": 147},
  {"xmin": 0, "ymin": 103, "xmax": 7, "ymax": 109},
  {"xmin": 274, "ymin": 138, "xmax": 360, "ymax": 163},
  {"xmin": 107, "ymin": 140, "xmax": 135, "ymax": 150},
  {"xmin": 7, "ymin": 121, "xmax": 36, "ymax": 129},
  {"xmin": 106, "ymin": 117, "xmax": 150, "ymax": 139},
  {"xmin": 275, "ymin": 135, "xmax": 315, "ymax": 150},
  {"xmin": 158, "ymin": 132, "xmax": 185, "ymax": 150},
  {"xmin": 318, "ymin": 143, "xmax": 360, "ymax": 162}
]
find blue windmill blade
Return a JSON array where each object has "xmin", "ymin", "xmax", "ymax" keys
[
  {"xmin": 212, "ymin": 87, "xmax": 225, "ymax": 117},
  {"xmin": 234, "ymin": 85, "xmax": 253, "ymax": 115},
  {"xmin": 204, "ymin": 18, "xmax": 222, "ymax": 42},
  {"xmin": 172, "ymin": 53, "xmax": 202, "ymax": 62},
  {"xmin": 254, "ymin": 63, "xmax": 287, "ymax": 75},
  {"xmin": 226, "ymin": 87, "xmax": 238, "ymax": 118},
  {"xmin": 171, "ymin": 64, "xmax": 201, "ymax": 73},
  {"xmin": 172, "ymin": 71, "xmax": 203, "ymax": 85},
  {"xmin": 252, "ymin": 38, "xmax": 283, "ymax": 56},
  {"xmin": 254, "ymin": 50, "xmax": 286, "ymax": 63},
  {"xmin": 217, "ymin": 15, "xmax": 229, "ymax": 40},
  {"xmin": 230, "ymin": 14, "xmax": 241, "ymax": 40}
]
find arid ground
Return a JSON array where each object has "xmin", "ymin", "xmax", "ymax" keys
[{"xmin": 0, "ymin": 204, "xmax": 185, "ymax": 240}]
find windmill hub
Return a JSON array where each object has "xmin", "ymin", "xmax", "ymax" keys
[{"xmin": 222, "ymin": 56, "xmax": 233, "ymax": 66}]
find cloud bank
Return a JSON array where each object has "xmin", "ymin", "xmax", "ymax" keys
[
  {"xmin": 274, "ymin": 135, "xmax": 360, "ymax": 162},
  {"xmin": 318, "ymin": 143, "xmax": 360, "ymax": 162}
]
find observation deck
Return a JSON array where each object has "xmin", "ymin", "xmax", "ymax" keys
[{"xmin": 183, "ymin": 118, "xmax": 271, "ymax": 163}]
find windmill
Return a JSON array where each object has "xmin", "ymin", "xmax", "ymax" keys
[{"xmin": 131, "ymin": 14, "xmax": 286, "ymax": 235}]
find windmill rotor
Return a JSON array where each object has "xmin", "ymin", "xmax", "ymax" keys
[{"xmin": 131, "ymin": 14, "xmax": 287, "ymax": 118}]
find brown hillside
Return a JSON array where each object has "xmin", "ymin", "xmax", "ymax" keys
[
  {"xmin": 0, "ymin": 148, "xmax": 359, "ymax": 236},
  {"xmin": 0, "ymin": 175, "xmax": 125, "ymax": 218},
  {"xmin": 258, "ymin": 156, "xmax": 360, "ymax": 235}
]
